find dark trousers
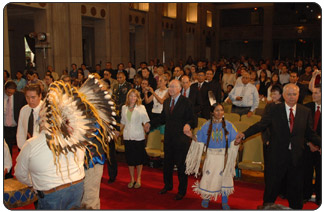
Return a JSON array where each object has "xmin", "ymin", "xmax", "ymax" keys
[
  {"xmin": 4, "ymin": 126, "xmax": 17, "ymax": 179},
  {"xmin": 303, "ymin": 147, "xmax": 321, "ymax": 202},
  {"xmin": 163, "ymin": 142, "xmax": 189, "ymax": 196},
  {"xmin": 4, "ymin": 126, "xmax": 17, "ymax": 155},
  {"xmin": 107, "ymin": 141, "xmax": 117, "ymax": 181},
  {"xmin": 231, "ymin": 105, "xmax": 251, "ymax": 116},
  {"xmin": 263, "ymin": 152, "xmax": 304, "ymax": 209}
]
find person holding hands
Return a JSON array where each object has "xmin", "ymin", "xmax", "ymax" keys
[
  {"xmin": 118, "ymin": 89, "xmax": 150, "ymax": 189},
  {"xmin": 184, "ymin": 103, "xmax": 239, "ymax": 209}
]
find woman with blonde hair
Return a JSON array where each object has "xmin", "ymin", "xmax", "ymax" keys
[{"xmin": 119, "ymin": 89, "xmax": 150, "ymax": 189}]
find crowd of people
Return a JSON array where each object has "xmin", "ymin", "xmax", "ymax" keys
[{"xmin": 3, "ymin": 55, "xmax": 321, "ymax": 209}]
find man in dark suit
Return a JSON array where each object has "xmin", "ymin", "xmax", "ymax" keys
[
  {"xmin": 4, "ymin": 81, "xmax": 27, "ymax": 154},
  {"xmin": 172, "ymin": 66, "xmax": 183, "ymax": 80},
  {"xmin": 149, "ymin": 79, "xmax": 197, "ymax": 200},
  {"xmin": 192, "ymin": 70, "xmax": 210, "ymax": 119},
  {"xmin": 303, "ymin": 84, "xmax": 321, "ymax": 205},
  {"xmin": 181, "ymin": 75, "xmax": 202, "ymax": 115},
  {"xmin": 235, "ymin": 83, "xmax": 321, "ymax": 209},
  {"xmin": 292, "ymin": 60, "xmax": 305, "ymax": 77},
  {"xmin": 207, "ymin": 78, "xmax": 222, "ymax": 104}
]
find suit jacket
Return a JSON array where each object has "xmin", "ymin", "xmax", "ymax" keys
[
  {"xmin": 150, "ymin": 95, "xmax": 197, "ymax": 149},
  {"xmin": 14, "ymin": 91, "xmax": 27, "ymax": 123},
  {"xmin": 185, "ymin": 85, "xmax": 202, "ymax": 114},
  {"xmin": 244, "ymin": 103, "xmax": 321, "ymax": 167},
  {"xmin": 292, "ymin": 67, "xmax": 305, "ymax": 77},
  {"xmin": 207, "ymin": 79, "xmax": 222, "ymax": 104},
  {"xmin": 305, "ymin": 102, "xmax": 321, "ymax": 136},
  {"xmin": 192, "ymin": 81, "xmax": 210, "ymax": 119}
]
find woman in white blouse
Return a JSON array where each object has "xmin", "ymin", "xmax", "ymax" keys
[
  {"xmin": 144, "ymin": 75, "xmax": 169, "ymax": 119},
  {"xmin": 120, "ymin": 89, "xmax": 150, "ymax": 189}
]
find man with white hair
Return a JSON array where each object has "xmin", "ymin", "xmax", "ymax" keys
[
  {"xmin": 235, "ymin": 83, "xmax": 321, "ymax": 209},
  {"xmin": 148, "ymin": 79, "xmax": 197, "ymax": 201}
]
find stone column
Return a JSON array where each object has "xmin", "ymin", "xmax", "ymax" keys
[
  {"xmin": 213, "ymin": 8, "xmax": 220, "ymax": 61},
  {"xmin": 69, "ymin": 3, "xmax": 83, "ymax": 67},
  {"xmin": 148, "ymin": 3, "xmax": 163, "ymax": 62},
  {"xmin": 50, "ymin": 3, "xmax": 72, "ymax": 74},
  {"xmin": 109, "ymin": 3, "xmax": 129, "ymax": 67},
  {"xmin": 175, "ymin": 3, "xmax": 186, "ymax": 63},
  {"xmin": 262, "ymin": 6, "xmax": 274, "ymax": 60},
  {"xmin": 94, "ymin": 19, "xmax": 107, "ymax": 65},
  {"xmin": 34, "ymin": 9, "xmax": 48, "ymax": 78},
  {"xmin": 155, "ymin": 4, "xmax": 163, "ymax": 62},
  {"xmin": 196, "ymin": 3, "xmax": 204, "ymax": 59},
  {"xmin": 4, "ymin": 6, "xmax": 11, "ymax": 73}
]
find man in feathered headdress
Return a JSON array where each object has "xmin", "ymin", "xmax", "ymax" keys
[{"xmin": 15, "ymin": 75, "xmax": 116, "ymax": 210}]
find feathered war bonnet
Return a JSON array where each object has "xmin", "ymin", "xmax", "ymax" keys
[{"xmin": 39, "ymin": 74, "xmax": 117, "ymax": 165}]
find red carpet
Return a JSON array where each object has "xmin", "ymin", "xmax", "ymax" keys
[{"xmin": 9, "ymin": 147, "xmax": 319, "ymax": 210}]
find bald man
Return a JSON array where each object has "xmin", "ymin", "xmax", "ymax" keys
[
  {"xmin": 149, "ymin": 79, "xmax": 197, "ymax": 201},
  {"xmin": 229, "ymin": 72, "xmax": 259, "ymax": 117},
  {"xmin": 235, "ymin": 83, "xmax": 321, "ymax": 209}
]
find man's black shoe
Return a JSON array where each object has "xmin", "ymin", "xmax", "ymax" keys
[
  {"xmin": 174, "ymin": 193, "xmax": 184, "ymax": 200},
  {"xmin": 159, "ymin": 188, "xmax": 171, "ymax": 194},
  {"xmin": 107, "ymin": 179, "xmax": 115, "ymax": 184}
]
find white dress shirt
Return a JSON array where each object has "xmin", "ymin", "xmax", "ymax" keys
[
  {"xmin": 285, "ymin": 103, "xmax": 296, "ymax": 125},
  {"xmin": 279, "ymin": 73, "xmax": 290, "ymax": 85},
  {"xmin": 285, "ymin": 103, "xmax": 297, "ymax": 150},
  {"xmin": 182, "ymin": 87, "xmax": 190, "ymax": 97},
  {"xmin": 15, "ymin": 132, "xmax": 85, "ymax": 190},
  {"xmin": 126, "ymin": 67, "xmax": 137, "ymax": 80},
  {"xmin": 16, "ymin": 101, "xmax": 43, "ymax": 149},
  {"xmin": 4, "ymin": 94, "xmax": 17, "ymax": 127},
  {"xmin": 121, "ymin": 105, "xmax": 150, "ymax": 141},
  {"xmin": 229, "ymin": 83, "xmax": 260, "ymax": 112}
]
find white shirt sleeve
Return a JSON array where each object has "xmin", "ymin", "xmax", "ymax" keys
[
  {"xmin": 4, "ymin": 140, "xmax": 12, "ymax": 172},
  {"xmin": 120, "ymin": 105, "xmax": 126, "ymax": 125},
  {"xmin": 250, "ymin": 86, "xmax": 260, "ymax": 112},
  {"xmin": 141, "ymin": 105, "xmax": 150, "ymax": 125},
  {"xmin": 15, "ymin": 141, "xmax": 33, "ymax": 187}
]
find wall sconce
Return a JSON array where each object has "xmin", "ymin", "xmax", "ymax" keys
[
  {"xmin": 37, "ymin": 32, "xmax": 47, "ymax": 41},
  {"xmin": 29, "ymin": 32, "xmax": 47, "ymax": 41},
  {"xmin": 29, "ymin": 32, "xmax": 50, "ymax": 59}
]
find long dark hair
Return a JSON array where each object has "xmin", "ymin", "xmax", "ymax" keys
[{"xmin": 207, "ymin": 103, "xmax": 229, "ymax": 172}]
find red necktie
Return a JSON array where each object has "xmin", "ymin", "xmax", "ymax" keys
[
  {"xmin": 313, "ymin": 106, "xmax": 321, "ymax": 131},
  {"xmin": 198, "ymin": 83, "xmax": 201, "ymax": 91},
  {"xmin": 183, "ymin": 90, "xmax": 187, "ymax": 97},
  {"xmin": 289, "ymin": 108, "xmax": 294, "ymax": 133},
  {"xmin": 170, "ymin": 99, "xmax": 175, "ymax": 113}
]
